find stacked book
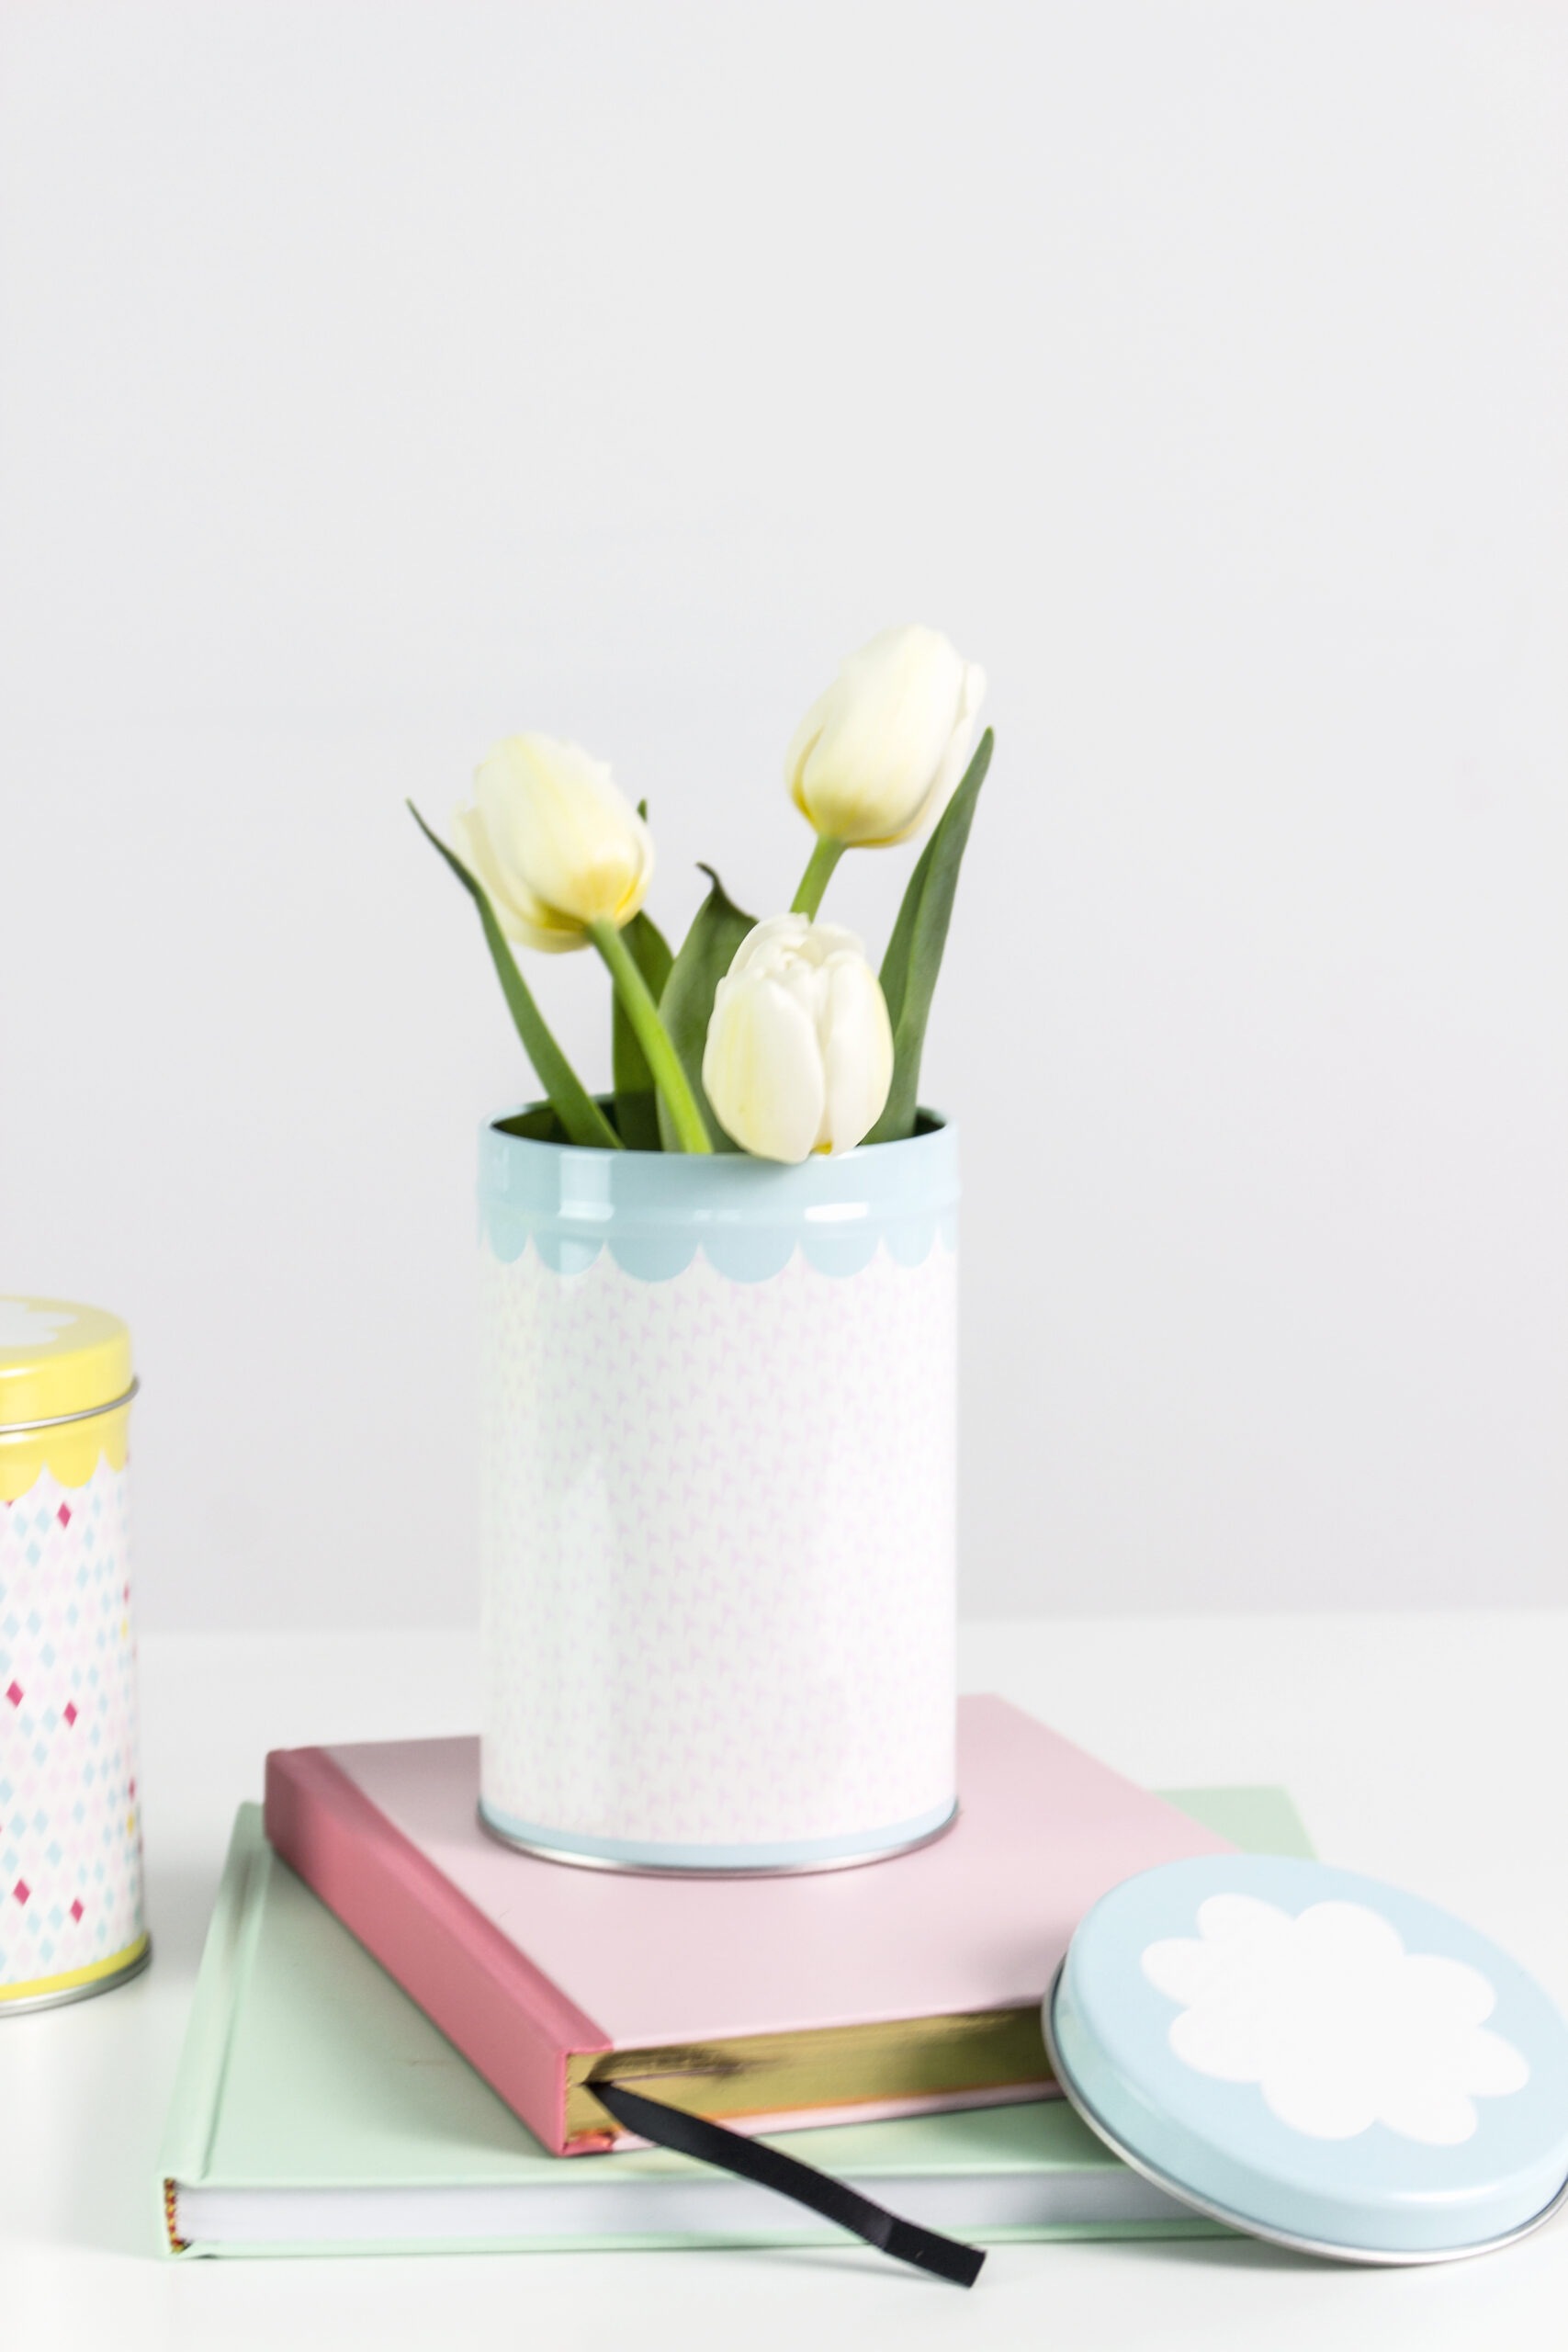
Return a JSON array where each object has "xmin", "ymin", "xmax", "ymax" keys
[{"xmin": 159, "ymin": 1695, "xmax": 1312, "ymax": 2259}]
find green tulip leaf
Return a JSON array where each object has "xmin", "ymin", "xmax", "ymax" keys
[
  {"xmin": 611, "ymin": 910, "xmax": 675, "ymax": 1150},
  {"xmin": 867, "ymin": 727, "xmax": 993, "ymax": 1146},
  {"xmin": 657, "ymin": 865, "xmax": 758, "ymax": 1152},
  {"xmin": 407, "ymin": 800, "xmax": 621, "ymax": 1151}
]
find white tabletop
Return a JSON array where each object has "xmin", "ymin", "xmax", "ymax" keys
[{"xmin": 5, "ymin": 1614, "xmax": 1566, "ymax": 2350}]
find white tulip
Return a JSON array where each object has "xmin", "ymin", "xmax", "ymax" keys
[
  {"xmin": 703, "ymin": 915, "xmax": 895, "ymax": 1162},
  {"xmin": 785, "ymin": 625, "xmax": 987, "ymax": 848},
  {"xmin": 451, "ymin": 733, "xmax": 653, "ymax": 953}
]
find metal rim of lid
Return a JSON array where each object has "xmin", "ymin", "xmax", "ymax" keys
[
  {"xmin": 476, "ymin": 1796, "xmax": 960, "ymax": 1877},
  {"xmin": 1043, "ymin": 1958, "xmax": 1568, "ymax": 2267},
  {"xmin": 0, "ymin": 1935, "xmax": 152, "ymax": 2015},
  {"xmin": 0, "ymin": 1376, "xmax": 140, "ymax": 1437}
]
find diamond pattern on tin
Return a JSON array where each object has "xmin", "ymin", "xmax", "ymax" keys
[{"xmin": 0, "ymin": 1460, "xmax": 144, "ymax": 1993}]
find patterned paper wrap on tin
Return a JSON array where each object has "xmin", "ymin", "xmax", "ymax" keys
[
  {"xmin": 478, "ymin": 1111, "xmax": 959, "ymax": 1871},
  {"xmin": 0, "ymin": 1298, "xmax": 148, "ymax": 2008}
]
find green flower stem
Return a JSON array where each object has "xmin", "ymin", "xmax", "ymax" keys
[
  {"xmin": 790, "ymin": 834, "xmax": 845, "ymax": 919},
  {"xmin": 590, "ymin": 919, "xmax": 713, "ymax": 1154}
]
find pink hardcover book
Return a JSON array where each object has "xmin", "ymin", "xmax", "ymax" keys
[{"xmin": 264, "ymin": 1695, "xmax": 1231, "ymax": 2156}]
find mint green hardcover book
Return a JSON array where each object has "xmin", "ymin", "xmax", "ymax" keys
[{"xmin": 158, "ymin": 1789, "xmax": 1313, "ymax": 2259}]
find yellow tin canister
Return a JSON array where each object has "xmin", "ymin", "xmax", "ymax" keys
[{"xmin": 0, "ymin": 1297, "xmax": 149, "ymax": 2009}]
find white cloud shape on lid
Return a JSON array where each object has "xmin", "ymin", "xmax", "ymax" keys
[
  {"xmin": 0, "ymin": 1302, "xmax": 77, "ymax": 1350},
  {"xmin": 1141, "ymin": 1894, "xmax": 1529, "ymax": 2144}
]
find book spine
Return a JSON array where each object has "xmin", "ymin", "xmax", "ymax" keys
[{"xmin": 264, "ymin": 1746, "xmax": 614, "ymax": 2155}]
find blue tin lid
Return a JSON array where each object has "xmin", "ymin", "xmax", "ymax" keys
[{"xmin": 1045, "ymin": 1856, "xmax": 1568, "ymax": 2262}]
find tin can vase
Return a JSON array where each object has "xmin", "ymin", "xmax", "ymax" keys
[
  {"xmin": 478, "ymin": 1108, "xmax": 959, "ymax": 1872},
  {"xmin": 0, "ymin": 1297, "xmax": 148, "ymax": 2009}
]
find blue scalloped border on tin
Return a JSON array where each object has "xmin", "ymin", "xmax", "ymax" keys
[{"xmin": 479, "ymin": 1111, "xmax": 959, "ymax": 1283}]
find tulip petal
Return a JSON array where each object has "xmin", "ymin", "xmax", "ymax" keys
[
  {"xmin": 704, "ymin": 968, "xmax": 826, "ymax": 1163},
  {"xmin": 476, "ymin": 734, "xmax": 653, "ymax": 933},
  {"xmin": 784, "ymin": 685, "xmax": 835, "ymax": 820},
  {"xmin": 728, "ymin": 910, "xmax": 812, "ymax": 982},
  {"xmin": 791, "ymin": 626, "xmax": 976, "ymax": 848},
  {"xmin": 908, "ymin": 660, "xmax": 987, "ymax": 841},
  {"xmin": 450, "ymin": 802, "xmax": 585, "ymax": 953},
  {"xmin": 819, "ymin": 954, "xmax": 895, "ymax": 1153}
]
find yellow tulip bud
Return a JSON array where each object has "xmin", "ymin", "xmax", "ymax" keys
[
  {"xmin": 785, "ymin": 625, "xmax": 987, "ymax": 849},
  {"xmin": 453, "ymin": 733, "xmax": 653, "ymax": 953}
]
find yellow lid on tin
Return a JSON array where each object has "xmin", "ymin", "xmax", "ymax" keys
[{"xmin": 0, "ymin": 1297, "xmax": 134, "ymax": 1431}]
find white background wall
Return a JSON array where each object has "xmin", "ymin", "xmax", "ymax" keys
[{"xmin": 2, "ymin": 1, "xmax": 1564, "ymax": 1630}]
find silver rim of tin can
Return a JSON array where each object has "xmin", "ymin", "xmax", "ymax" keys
[
  {"xmin": 0, "ymin": 1376, "xmax": 141, "ymax": 1437},
  {"xmin": 1043, "ymin": 1958, "xmax": 1568, "ymax": 2267},
  {"xmin": 476, "ymin": 1799, "xmax": 960, "ymax": 1878},
  {"xmin": 0, "ymin": 1934, "xmax": 152, "ymax": 2016}
]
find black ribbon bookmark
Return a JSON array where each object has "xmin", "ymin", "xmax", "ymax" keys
[{"xmin": 589, "ymin": 2080, "xmax": 986, "ymax": 2289}]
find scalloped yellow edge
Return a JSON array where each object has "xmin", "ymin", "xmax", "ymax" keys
[{"xmin": 0, "ymin": 1401, "xmax": 130, "ymax": 1502}]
